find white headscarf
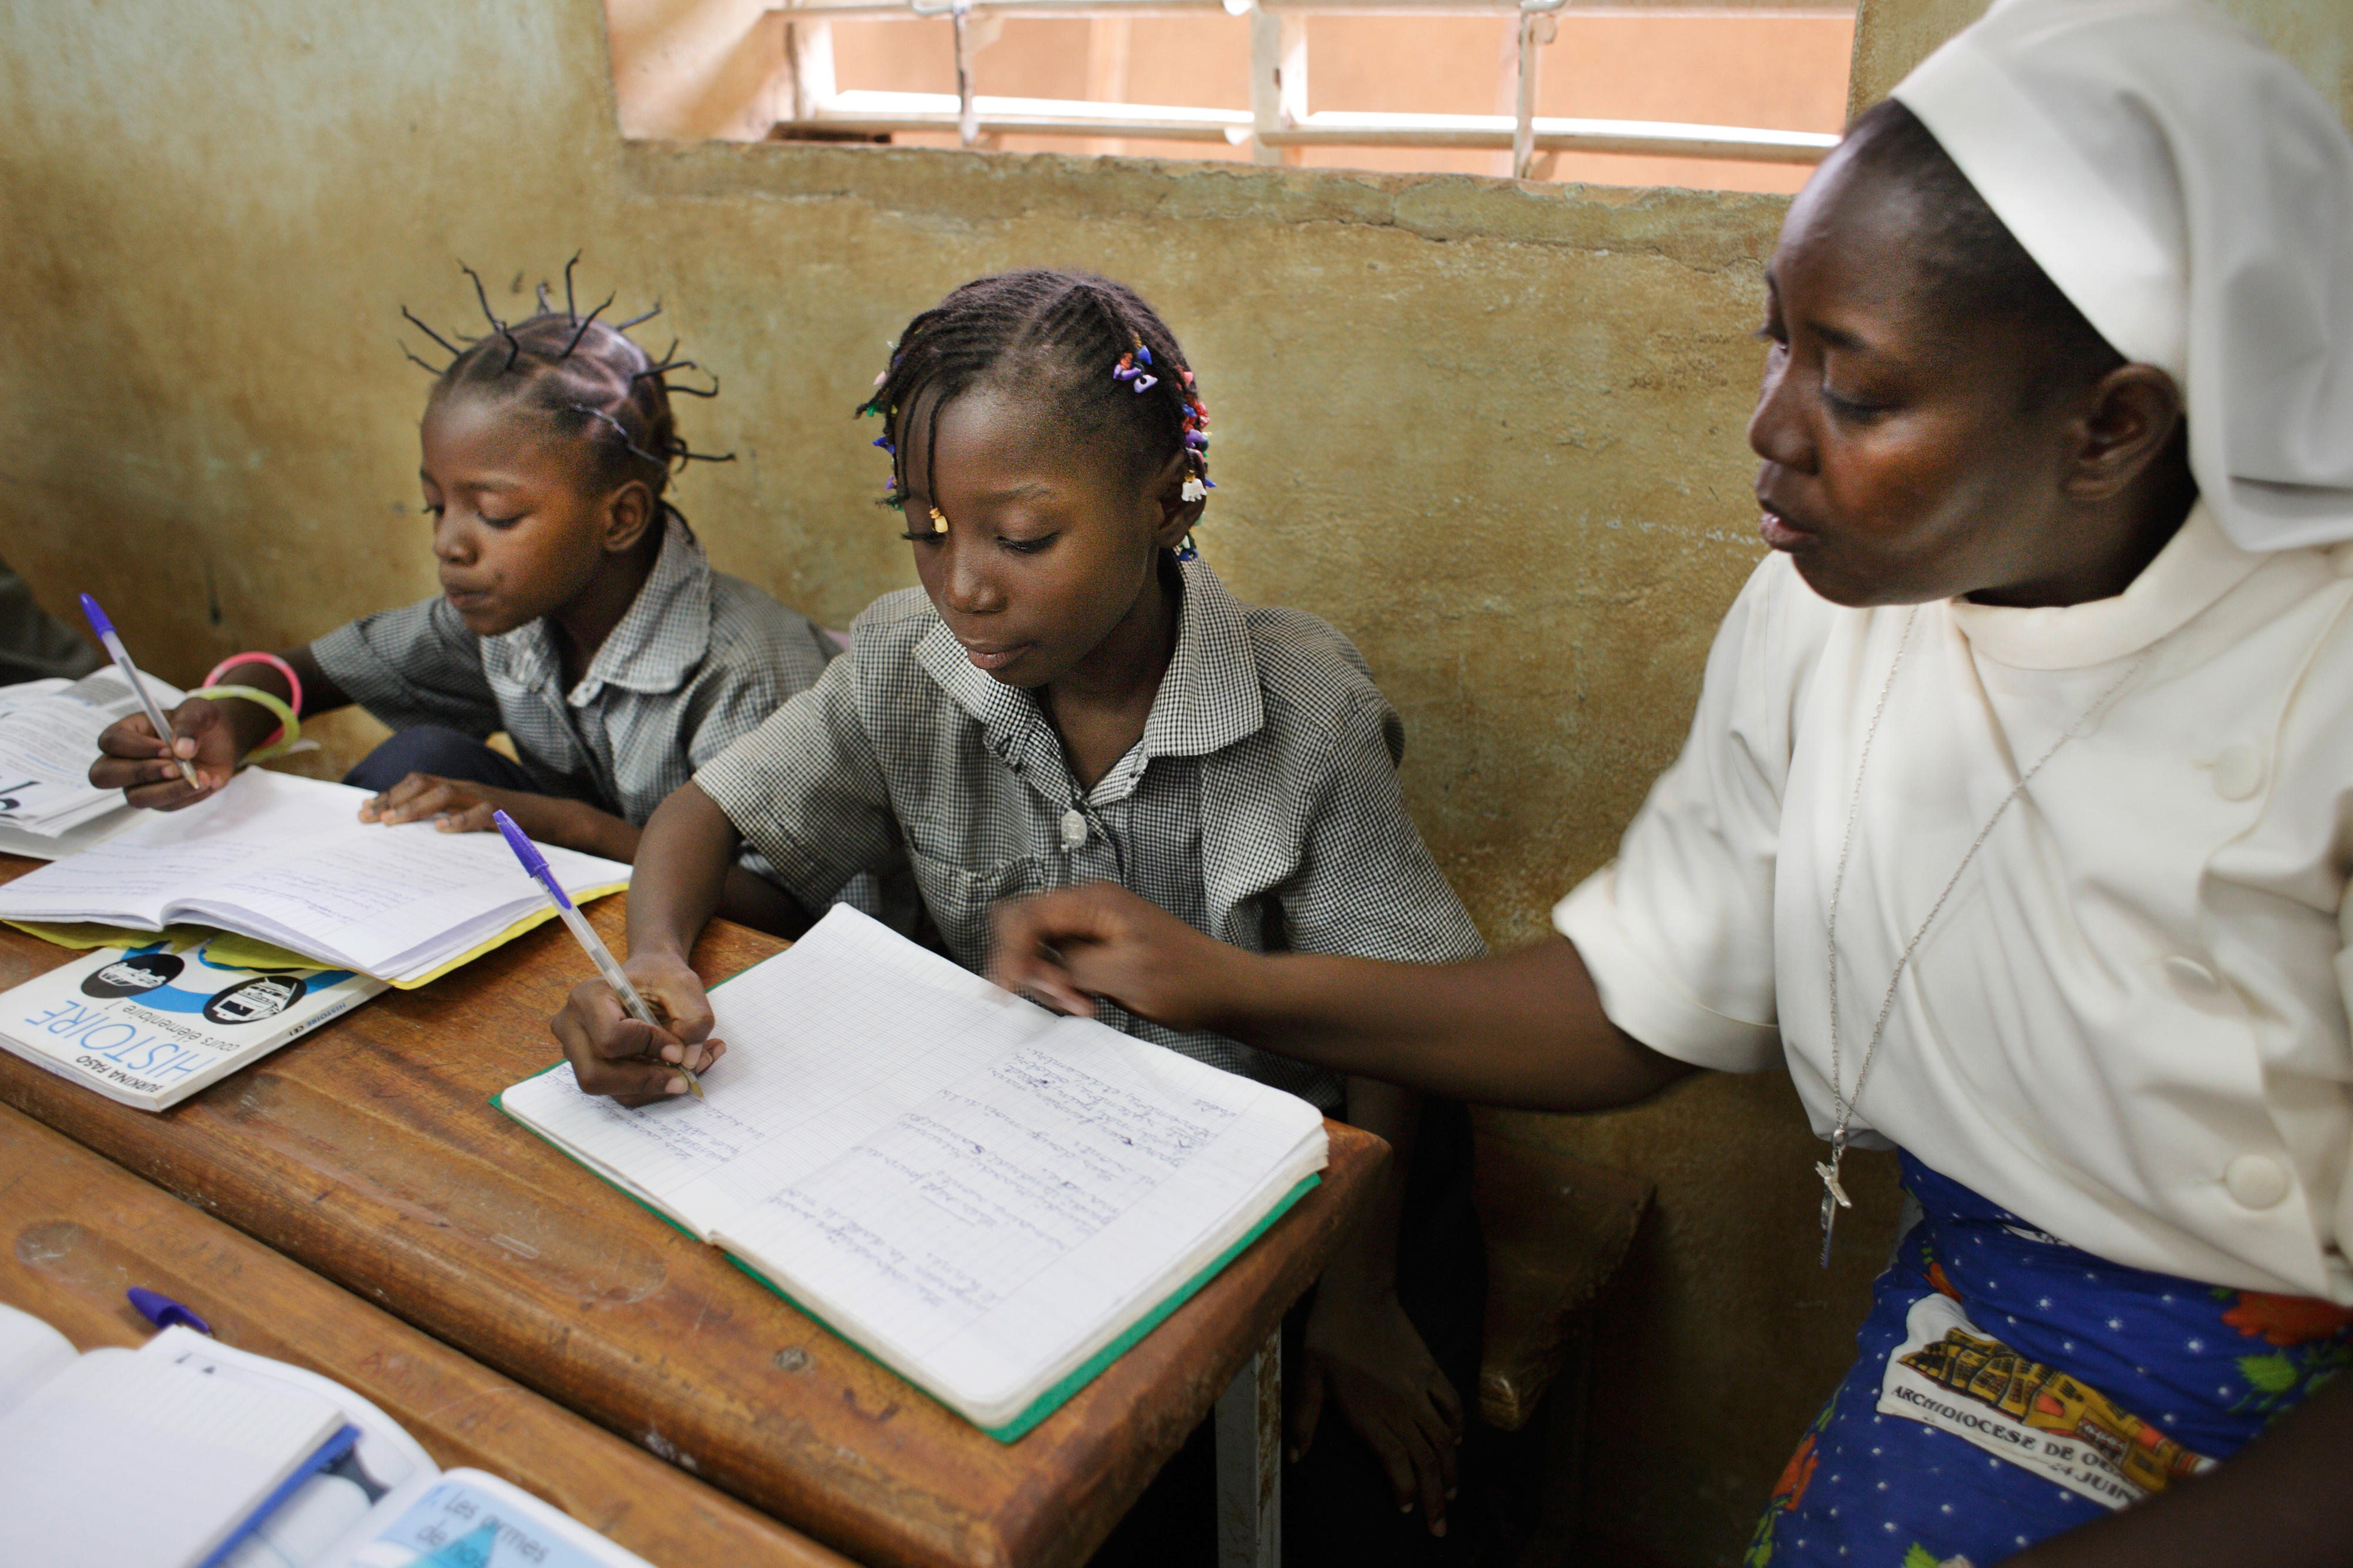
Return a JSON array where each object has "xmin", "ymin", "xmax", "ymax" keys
[{"xmin": 1893, "ymin": 0, "xmax": 2353, "ymax": 552}]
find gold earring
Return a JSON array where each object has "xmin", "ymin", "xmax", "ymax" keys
[{"xmin": 929, "ymin": 506, "xmax": 950, "ymax": 535}]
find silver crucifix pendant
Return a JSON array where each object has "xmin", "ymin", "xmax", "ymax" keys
[{"xmin": 1815, "ymin": 1147, "xmax": 1852, "ymax": 1269}]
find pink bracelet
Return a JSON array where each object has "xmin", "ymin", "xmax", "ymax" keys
[{"xmin": 203, "ymin": 652, "xmax": 304, "ymax": 746}]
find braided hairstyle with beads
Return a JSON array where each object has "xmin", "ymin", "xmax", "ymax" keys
[
  {"xmin": 399, "ymin": 256, "xmax": 732, "ymax": 518},
  {"xmin": 856, "ymin": 270, "xmax": 1212, "ymax": 549}
]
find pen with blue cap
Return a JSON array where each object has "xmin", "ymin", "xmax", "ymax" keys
[
  {"xmin": 494, "ymin": 809, "xmax": 702, "ymax": 1098},
  {"xmin": 80, "ymin": 593, "xmax": 202, "ymax": 791}
]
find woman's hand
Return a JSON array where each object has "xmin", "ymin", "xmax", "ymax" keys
[
  {"xmin": 1291, "ymin": 1283, "xmax": 1465, "ymax": 1537},
  {"xmin": 356, "ymin": 772, "xmax": 521, "ymax": 834},
  {"xmin": 548, "ymin": 950, "xmax": 726, "ymax": 1105},
  {"xmin": 89, "ymin": 698, "xmax": 244, "ymax": 809},
  {"xmin": 989, "ymin": 882, "xmax": 1250, "ymax": 1031}
]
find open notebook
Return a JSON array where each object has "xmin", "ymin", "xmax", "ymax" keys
[
  {"xmin": 497, "ymin": 905, "xmax": 1329, "ymax": 1439},
  {"xmin": 0, "ymin": 769, "xmax": 628, "ymax": 986}
]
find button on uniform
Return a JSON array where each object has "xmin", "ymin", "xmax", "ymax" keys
[
  {"xmin": 1059, "ymin": 809, "xmax": 1088, "ymax": 851},
  {"xmin": 2224, "ymin": 1154, "xmax": 2291, "ymax": 1210},
  {"xmin": 2212, "ymin": 743, "xmax": 2265, "ymax": 801}
]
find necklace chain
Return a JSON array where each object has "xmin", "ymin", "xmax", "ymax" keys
[{"xmin": 1817, "ymin": 609, "xmax": 2148, "ymax": 1265}]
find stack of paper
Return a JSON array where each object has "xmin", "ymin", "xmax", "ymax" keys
[
  {"xmin": 0, "ymin": 769, "xmax": 629, "ymax": 986},
  {"xmin": 0, "ymin": 672, "xmax": 184, "ymax": 858}
]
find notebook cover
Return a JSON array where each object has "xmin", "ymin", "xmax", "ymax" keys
[{"xmin": 492, "ymin": 1063, "xmax": 1320, "ymax": 1442}]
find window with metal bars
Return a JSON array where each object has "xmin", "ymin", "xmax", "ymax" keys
[{"xmin": 611, "ymin": 0, "xmax": 1852, "ymax": 194}]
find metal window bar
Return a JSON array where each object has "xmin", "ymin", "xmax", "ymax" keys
[{"xmin": 770, "ymin": 0, "xmax": 1844, "ymax": 170}]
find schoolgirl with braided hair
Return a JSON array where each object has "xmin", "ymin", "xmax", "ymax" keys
[
  {"xmin": 551, "ymin": 268, "xmax": 1492, "ymax": 1563},
  {"xmin": 93, "ymin": 261, "xmax": 833, "ymax": 932}
]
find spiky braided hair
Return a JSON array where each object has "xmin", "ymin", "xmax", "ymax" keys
[
  {"xmin": 856, "ymin": 269, "xmax": 1212, "ymax": 532},
  {"xmin": 399, "ymin": 255, "xmax": 732, "ymax": 503}
]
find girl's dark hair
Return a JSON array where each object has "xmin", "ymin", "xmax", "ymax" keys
[
  {"xmin": 1844, "ymin": 98, "xmax": 2124, "ymax": 394},
  {"xmin": 856, "ymin": 269, "xmax": 1209, "ymax": 515},
  {"xmin": 401, "ymin": 260, "xmax": 731, "ymax": 502}
]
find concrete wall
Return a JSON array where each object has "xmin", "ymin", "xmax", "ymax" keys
[{"xmin": 0, "ymin": 2, "xmax": 2345, "ymax": 1565}]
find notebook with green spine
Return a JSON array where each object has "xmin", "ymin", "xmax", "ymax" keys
[{"xmin": 495, "ymin": 905, "xmax": 1329, "ymax": 1440}]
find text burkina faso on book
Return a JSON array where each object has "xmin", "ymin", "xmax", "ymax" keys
[{"xmin": 0, "ymin": 936, "xmax": 386, "ymax": 1110}]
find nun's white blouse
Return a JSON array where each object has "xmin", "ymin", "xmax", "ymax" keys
[{"xmin": 1556, "ymin": 504, "xmax": 2353, "ymax": 1303}]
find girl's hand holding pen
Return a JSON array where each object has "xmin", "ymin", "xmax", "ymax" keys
[
  {"xmin": 89, "ymin": 698, "xmax": 242, "ymax": 809},
  {"xmin": 551, "ymin": 952, "xmax": 726, "ymax": 1106}
]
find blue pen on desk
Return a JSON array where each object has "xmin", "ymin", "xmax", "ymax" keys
[
  {"xmin": 493, "ymin": 809, "xmax": 702, "ymax": 1099},
  {"xmin": 79, "ymin": 593, "xmax": 202, "ymax": 791},
  {"xmin": 128, "ymin": 1287, "xmax": 212, "ymax": 1335}
]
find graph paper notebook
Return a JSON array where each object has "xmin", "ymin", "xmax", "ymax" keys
[{"xmin": 496, "ymin": 905, "xmax": 1328, "ymax": 1439}]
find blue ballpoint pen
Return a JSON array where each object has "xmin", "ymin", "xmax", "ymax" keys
[
  {"xmin": 493, "ymin": 809, "xmax": 702, "ymax": 1098},
  {"xmin": 80, "ymin": 593, "xmax": 202, "ymax": 790},
  {"xmin": 127, "ymin": 1286, "xmax": 212, "ymax": 1335}
]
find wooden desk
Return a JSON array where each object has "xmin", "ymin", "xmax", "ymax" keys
[
  {"xmin": 0, "ymin": 1100, "xmax": 846, "ymax": 1567},
  {"xmin": 0, "ymin": 865, "xmax": 1384, "ymax": 1568}
]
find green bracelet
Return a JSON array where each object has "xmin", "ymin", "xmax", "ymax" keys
[{"xmin": 192, "ymin": 683, "xmax": 304, "ymax": 763}]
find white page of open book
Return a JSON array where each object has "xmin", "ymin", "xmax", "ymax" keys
[
  {"xmin": 503, "ymin": 906, "xmax": 1325, "ymax": 1425},
  {"xmin": 0, "ymin": 672, "xmax": 180, "ymax": 830},
  {"xmin": 0, "ymin": 1345, "xmax": 348, "ymax": 1568},
  {"xmin": 0, "ymin": 769, "xmax": 625, "ymax": 978},
  {"xmin": 0, "ymin": 1302, "xmax": 75, "ymax": 1420}
]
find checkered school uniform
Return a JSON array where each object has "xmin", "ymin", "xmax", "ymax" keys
[
  {"xmin": 309, "ymin": 514, "xmax": 834, "ymax": 826},
  {"xmin": 694, "ymin": 556, "xmax": 1486, "ymax": 1112}
]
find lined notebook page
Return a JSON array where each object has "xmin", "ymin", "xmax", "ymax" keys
[{"xmin": 504, "ymin": 906, "xmax": 1324, "ymax": 1423}]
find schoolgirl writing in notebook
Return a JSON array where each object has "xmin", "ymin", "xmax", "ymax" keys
[
  {"xmin": 993, "ymin": 4, "xmax": 2353, "ymax": 1564},
  {"xmin": 90, "ymin": 269, "xmax": 831, "ymax": 931},
  {"xmin": 554, "ymin": 270, "xmax": 1485, "ymax": 1563}
]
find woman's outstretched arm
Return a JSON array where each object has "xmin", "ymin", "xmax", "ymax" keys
[{"xmin": 991, "ymin": 881, "xmax": 1695, "ymax": 1113}]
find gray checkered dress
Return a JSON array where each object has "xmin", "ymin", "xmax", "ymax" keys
[
  {"xmin": 695, "ymin": 558, "xmax": 1486, "ymax": 1110},
  {"xmin": 310, "ymin": 515, "xmax": 834, "ymax": 826}
]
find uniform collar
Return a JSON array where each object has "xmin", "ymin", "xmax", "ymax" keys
[
  {"xmin": 915, "ymin": 556, "xmax": 1267, "ymax": 789},
  {"xmin": 1945, "ymin": 502, "xmax": 2266, "ymax": 670},
  {"xmin": 486, "ymin": 512, "xmax": 712, "ymax": 702}
]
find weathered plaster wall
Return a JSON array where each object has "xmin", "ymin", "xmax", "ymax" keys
[
  {"xmin": 1847, "ymin": 0, "xmax": 2349, "ymax": 109},
  {"xmin": 3, "ymin": 2, "xmax": 2345, "ymax": 1566}
]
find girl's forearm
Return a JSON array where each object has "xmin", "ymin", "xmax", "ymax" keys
[
  {"xmin": 1209, "ymin": 938, "xmax": 1694, "ymax": 1112},
  {"xmin": 716, "ymin": 864, "xmax": 816, "ymax": 939},
  {"xmin": 624, "ymin": 782, "xmax": 742, "ymax": 963}
]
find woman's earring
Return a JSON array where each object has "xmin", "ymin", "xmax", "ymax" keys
[
  {"xmin": 929, "ymin": 506, "xmax": 950, "ymax": 535},
  {"xmin": 1175, "ymin": 532, "xmax": 1199, "ymax": 562},
  {"xmin": 1180, "ymin": 476, "xmax": 1208, "ymax": 503}
]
